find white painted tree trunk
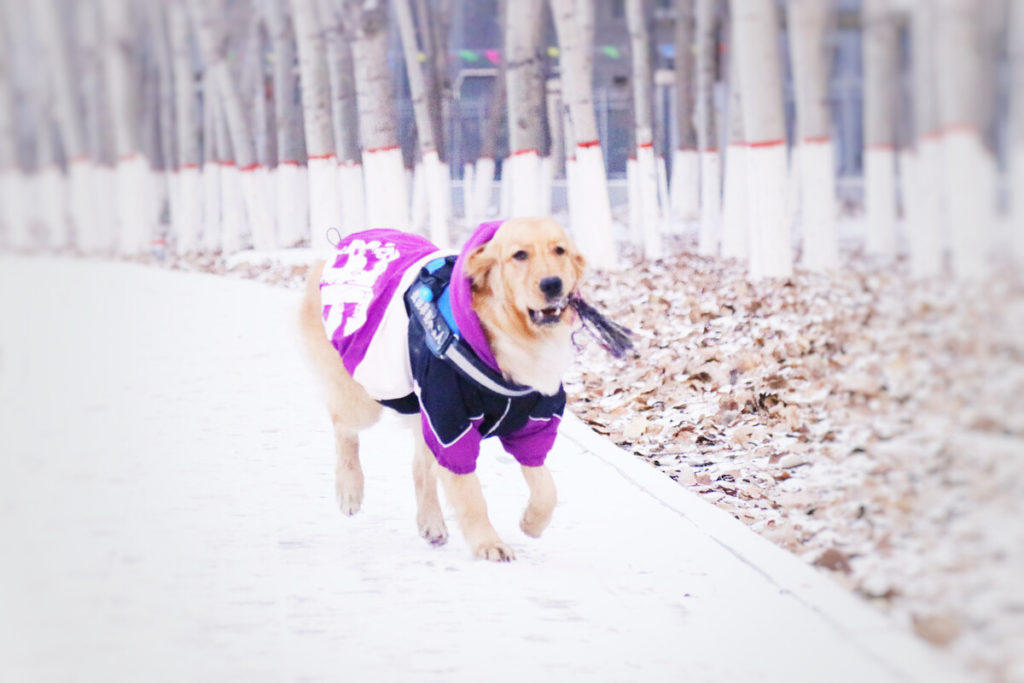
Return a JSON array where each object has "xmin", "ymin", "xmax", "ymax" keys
[
  {"xmin": 169, "ymin": 0, "xmax": 202, "ymax": 255},
  {"xmin": 698, "ymin": 150, "xmax": 720, "ymax": 256},
  {"xmin": 730, "ymin": 0, "xmax": 792, "ymax": 279},
  {"xmin": 1011, "ymin": 0, "xmax": 1024, "ymax": 266},
  {"xmin": 905, "ymin": 4, "xmax": 944, "ymax": 278},
  {"xmin": 33, "ymin": 0, "xmax": 90, "ymax": 250},
  {"xmin": 102, "ymin": 0, "xmax": 155, "ymax": 255},
  {"xmin": 671, "ymin": 0, "xmax": 699, "ymax": 226},
  {"xmin": 274, "ymin": 162, "xmax": 310, "ymax": 247},
  {"xmin": 505, "ymin": 0, "xmax": 546, "ymax": 218},
  {"xmin": 788, "ymin": 0, "xmax": 838, "ymax": 271},
  {"xmin": 472, "ymin": 156, "xmax": 496, "ymax": 222},
  {"xmin": 317, "ymin": 0, "xmax": 365, "ymax": 237},
  {"xmin": 395, "ymin": 0, "xmax": 449, "ymax": 246},
  {"xmin": 934, "ymin": 0, "xmax": 995, "ymax": 280},
  {"xmin": 267, "ymin": 0, "xmax": 308, "ymax": 244},
  {"xmin": 550, "ymin": 0, "xmax": 617, "ymax": 268},
  {"xmin": 347, "ymin": 1, "xmax": 408, "ymax": 230},
  {"xmin": 694, "ymin": 0, "xmax": 719, "ymax": 257},
  {"xmin": 720, "ymin": 20, "xmax": 748, "ymax": 262},
  {"xmin": 461, "ymin": 162, "xmax": 475, "ymax": 225},
  {"xmin": 627, "ymin": 156, "xmax": 641, "ymax": 246},
  {"xmin": 202, "ymin": 72, "xmax": 222, "ymax": 252},
  {"xmin": 188, "ymin": 0, "xmax": 274, "ymax": 253},
  {"xmin": 213, "ymin": 95, "xmax": 244, "ymax": 255},
  {"xmin": 861, "ymin": 0, "xmax": 899, "ymax": 258},
  {"xmin": 626, "ymin": 0, "xmax": 663, "ymax": 259},
  {"xmin": 292, "ymin": 0, "xmax": 340, "ymax": 251}
]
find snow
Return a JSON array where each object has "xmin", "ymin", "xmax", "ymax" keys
[{"xmin": 0, "ymin": 254, "xmax": 969, "ymax": 682}]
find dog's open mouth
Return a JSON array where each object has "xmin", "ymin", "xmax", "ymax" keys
[{"xmin": 528, "ymin": 300, "xmax": 568, "ymax": 326}]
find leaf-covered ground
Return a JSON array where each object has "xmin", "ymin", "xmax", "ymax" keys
[
  {"xmin": 169, "ymin": 242, "xmax": 1023, "ymax": 681},
  {"xmin": 563, "ymin": 244, "xmax": 1024, "ymax": 682}
]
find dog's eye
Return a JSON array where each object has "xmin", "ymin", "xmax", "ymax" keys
[
  {"xmin": 512, "ymin": 250, "xmax": 528, "ymax": 261},
  {"xmin": 554, "ymin": 246, "xmax": 566, "ymax": 255}
]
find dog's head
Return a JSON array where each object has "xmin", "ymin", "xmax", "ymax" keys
[{"xmin": 463, "ymin": 217, "xmax": 586, "ymax": 336}]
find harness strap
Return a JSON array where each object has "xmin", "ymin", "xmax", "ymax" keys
[{"xmin": 405, "ymin": 256, "xmax": 535, "ymax": 399}]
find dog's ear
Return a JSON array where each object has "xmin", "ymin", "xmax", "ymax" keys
[
  {"xmin": 570, "ymin": 246, "xmax": 587, "ymax": 283},
  {"xmin": 464, "ymin": 243, "xmax": 496, "ymax": 290}
]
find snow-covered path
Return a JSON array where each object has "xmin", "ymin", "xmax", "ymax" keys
[{"xmin": 0, "ymin": 256, "xmax": 967, "ymax": 682}]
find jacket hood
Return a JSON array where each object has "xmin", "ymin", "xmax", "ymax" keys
[{"xmin": 450, "ymin": 220, "xmax": 505, "ymax": 372}]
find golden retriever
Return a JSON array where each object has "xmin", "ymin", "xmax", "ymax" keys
[{"xmin": 299, "ymin": 217, "xmax": 586, "ymax": 561}]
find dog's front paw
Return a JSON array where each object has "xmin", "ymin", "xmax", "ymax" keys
[
  {"xmin": 335, "ymin": 476, "xmax": 363, "ymax": 516},
  {"xmin": 473, "ymin": 539, "xmax": 516, "ymax": 562},
  {"xmin": 417, "ymin": 511, "xmax": 449, "ymax": 546},
  {"xmin": 520, "ymin": 508, "xmax": 552, "ymax": 538}
]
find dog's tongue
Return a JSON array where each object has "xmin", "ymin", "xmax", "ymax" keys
[{"xmin": 449, "ymin": 220, "xmax": 505, "ymax": 372}]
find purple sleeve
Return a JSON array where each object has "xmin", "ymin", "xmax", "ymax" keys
[
  {"xmin": 498, "ymin": 415, "xmax": 563, "ymax": 467},
  {"xmin": 421, "ymin": 413, "xmax": 484, "ymax": 474}
]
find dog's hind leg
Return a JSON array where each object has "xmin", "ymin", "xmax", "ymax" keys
[
  {"xmin": 332, "ymin": 422, "xmax": 364, "ymax": 516},
  {"xmin": 439, "ymin": 469, "xmax": 515, "ymax": 561},
  {"xmin": 411, "ymin": 428, "xmax": 448, "ymax": 545},
  {"xmin": 520, "ymin": 465, "xmax": 557, "ymax": 538},
  {"xmin": 300, "ymin": 260, "xmax": 382, "ymax": 515}
]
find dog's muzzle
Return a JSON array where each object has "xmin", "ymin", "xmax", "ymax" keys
[{"xmin": 528, "ymin": 298, "xmax": 568, "ymax": 326}]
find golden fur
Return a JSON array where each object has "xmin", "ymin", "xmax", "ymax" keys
[{"xmin": 298, "ymin": 217, "xmax": 585, "ymax": 561}]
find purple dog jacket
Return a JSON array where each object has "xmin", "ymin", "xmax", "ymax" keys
[{"xmin": 319, "ymin": 224, "xmax": 565, "ymax": 474}]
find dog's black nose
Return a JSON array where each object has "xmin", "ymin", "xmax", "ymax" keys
[{"xmin": 539, "ymin": 277, "xmax": 563, "ymax": 298}]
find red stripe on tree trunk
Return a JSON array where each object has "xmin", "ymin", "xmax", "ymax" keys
[
  {"xmin": 748, "ymin": 139, "xmax": 786, "ymax": 149},
  {"xmin": 511, "ymin": 148, "xmax": 539, "ymax": 156},
  {"xmin": 802, "ymin": 136, "xmax": 831, "ymax": 145},
  {"xmin": 577, "ymin": 140, "xmax": 601, "ymax": 148},
  {"xmin": 365, "ymin": 145, "xmax": 400, "ymax": 154},
  {"xmin": 239, "ymin": 163, "xmax": 260, "ymax": 172},
  {"xmin": 308, "ymin": 153, "xmax": 336, "ymax": 161},
  {"xmin": 637, "ymin": 142, "xmax": 654, "ymax": 149}
]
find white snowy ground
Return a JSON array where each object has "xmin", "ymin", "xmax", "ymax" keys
[{"xmin": 0, "ymin": 255, "xmax": 968, "ymax": 682}]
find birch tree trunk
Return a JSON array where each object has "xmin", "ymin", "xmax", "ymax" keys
[
  {"xmin": 78, "ymin": 0, "xmax": 117, "ymax": 253},
  {"xmin": 905, "ymin": 3, "xmax": 943, "ymax": 278},
  {"xmin": 189, "ymin": 0, "xmax": 276, "ymax": 252},
  {"xmin": 265, "ymin": 0, "xmax": 308, "ymax": 248},
  {"xmin": 670, "ymin": 0, "xmax": 699, "ymax": 226},
  {"xmin": 415, "ymin": 0, "xmax": 451, "ymax": 165},
  {"xmin": 472, "ymin": 64, "xmax": 506, "ymax": 224},
  {"xmin": 343, "ymin": 0, "xmax": 408, "ymax": 230},
  {"xmin": 1012, "ymin": 0, "xmax": 1024, "ymax": 266},
  {"xmin": 0, "ymin": 6, "xmax": 19, "ymax": 250},
  {"xmin": 33, "ymin": 0, "xmax": 88, "ymax": 250},
  {"xmin": 694, "ymin": 0, "xmax": 720, "ymax": 257},
  {"xmin": 168, "ymin": 1, "xmax": 202, "ymax": 255},
  {"xmin": 861, "ymin": 0, "xmax": 899, "ymax": 259},
  {"xmin": 396, "ymin": 0, "xmax": 450, "ymax": 246},
  {"xmin": 504, "ymin": 0, "xmax": 547, "ymax": 218},
  {"xmin": 550, "ymin": 0, "xmax": 617, "ymax": 269},
  {"xmin": 292, "ymin": 0, "xmax": 340, "ymax": 250},
  {"xmin": 730, "ymin": 0, "xmax": 791, "ymax": 279},
  {"xmin": 787, "ymin": 0, "xmax": 838, "ymax": 271},
  {"xmin": 934, "ymin": 0, "xmax": 995, "ymax": 280},
  {"xmin": 626, "ymin": 0, "xmax": 663, "ymax": 259},
  {"xmin": 720, "ymin": 12, "xmax": 748, "ymax": 261},
  {"xmin": 201, "ymin": 70, "xmax": 223, "ymax": 253},
  {"xmin": 99, "ymin": 0, "xmax": 152, "ymax": 255},
  {"xmin": 317, "ymin": 0, "xmax": 365, "ymax": 236}
]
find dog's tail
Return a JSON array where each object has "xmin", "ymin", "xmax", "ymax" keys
[{"xmin": 298, "ymin": 260, "xmax": 333, "ymax": 368}]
